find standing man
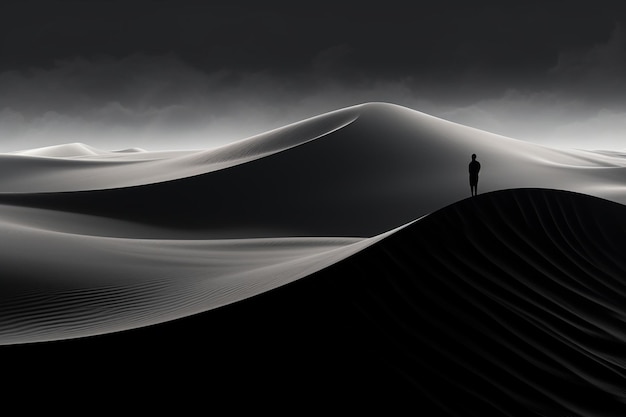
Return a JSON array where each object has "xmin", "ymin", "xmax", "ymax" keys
[{"xmin": 469, "ymin": 153, "xmax": 481, "ymax": 196}]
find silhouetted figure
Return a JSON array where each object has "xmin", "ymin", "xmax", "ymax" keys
[{"xmin": 469, "ymin": 154, "xmax": 481, "ymax": 196}]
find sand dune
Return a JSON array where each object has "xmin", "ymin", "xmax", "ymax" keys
[
  {"xmin": 8, "ymin": 188, "xmax": 626, "ymax": 415},
  {"xmin": 1, "ymin": 103, "xmax": 626, "ymax": 238},
  {"xmin": 2, "ymin": 103, "xmax": 626, "ymax": 414},
  {"xmin": 0, "ymin": 106, "xmax": 358, "ymax": 192},
  {"xmin": 2, "ymin": 102, "xmax": 626, "ymax": 342},
  {"xmin": 1, "ymin": 103, "xmax": 625, "ymax": 198},
  {"xmin": 0, "ymin": 229, "xmax": 374, "ymax": 344},
  {"xmin": 14, "ymin": 142, "xmax": 110, "ymax": 158}
]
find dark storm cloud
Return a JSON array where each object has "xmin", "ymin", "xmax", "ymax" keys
[
  {"xmin": 0, "ymin": 51, "xmax": 428, "ymax": 151},
  {"xmin": 2, "ymin": 1, "xmax": 622, "ymax": 77},
  {"xmin": 1, "ymin": 0, "xmax": 626, "ymax": 151},
  {"xmin": 551, "ymin": 24, "xmax": 626, "ymax": 99},
  {"xmin": 441, "ymin": 23, "xmax": 626, "ymax": 149},
  {"xmin": 0, "ymin": 54, "xmax": 305, "ymax": 150}
]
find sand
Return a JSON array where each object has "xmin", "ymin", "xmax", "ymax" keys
[
  {"xmin": 2, "ymin": 102, "xmax": 626, "ymax": 344},
  {"xmin": 2, "ymin": 103, "xmax": 626, "ymax": 414}
]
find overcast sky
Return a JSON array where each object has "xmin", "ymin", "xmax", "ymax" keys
[{"xmin": 1, "ymin": 0, "xmax": 626, "ymax": 151}]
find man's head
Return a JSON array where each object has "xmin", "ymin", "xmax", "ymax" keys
[{"xmin": 472, "ymin": 154, "xmax": 477, "ymax": 161}]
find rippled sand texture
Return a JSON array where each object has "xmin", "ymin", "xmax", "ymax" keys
[{"xmin": 321, "ymin": 189, "xmax": 626, "ymax": 415}]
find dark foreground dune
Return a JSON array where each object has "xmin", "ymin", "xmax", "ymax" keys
[{"xmin": 7, "ymin": 188, "xmax": 626, "ymax": 415}]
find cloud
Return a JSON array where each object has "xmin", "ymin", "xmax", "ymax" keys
[
  {"xmin": 550, "ymin": 24, "xmax": 626, "ymax": 101},
  {"xmin": 553, "ymin": 24, "xmax": 626, "ymax": 76},
  {"xmin": 0, "ymin": 53, "xmax": 436, "ymax": 151},
  {"xmin": 426, "ymin": 25, "xmax": 626, "ymax": 150},
  {"xmin": 433, "ymin": 88, "xmax": 626, "ymax": 150},
  {"xmin": 0, "ymin": 54, "xmax": 305, "ymax": 151},
  {"xmin": 437, "ymin": 90, "xmax": 586, "ymax": 138},
  {"xmin": 1, "ymin": 36, "xmax": 626, "ymax": 153},
  {"xmin": 549, "ymin": 109, "xmax": 626, "ymax": 150}
]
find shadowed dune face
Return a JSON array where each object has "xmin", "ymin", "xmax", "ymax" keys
[{"xmin": 330, "ymin": 189, "xmax": 626, "ymax": 416}]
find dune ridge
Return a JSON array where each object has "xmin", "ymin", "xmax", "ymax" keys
[
  {"xmin": 0, "ymin": 226, "xmax": 384, "ymax": 344},
  {"xmin": 187, "ymin": 188, "xmax": 626, "ymax": 414},
  {"xmin": 322, "ymin": 188, "xmax": 626, "ymax": 415},
  {"xmin": 0, "ymin": 106, "xmax": 360, "ymax": 192}
]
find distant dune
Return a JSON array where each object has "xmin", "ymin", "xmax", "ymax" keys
[
  {"xmin": 13, "ymin": 142, "xmax": 109, "ymax": 158},
  {"xmin": 2, "ymin": 103, "xmax": 626, "ymax": 414}
]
